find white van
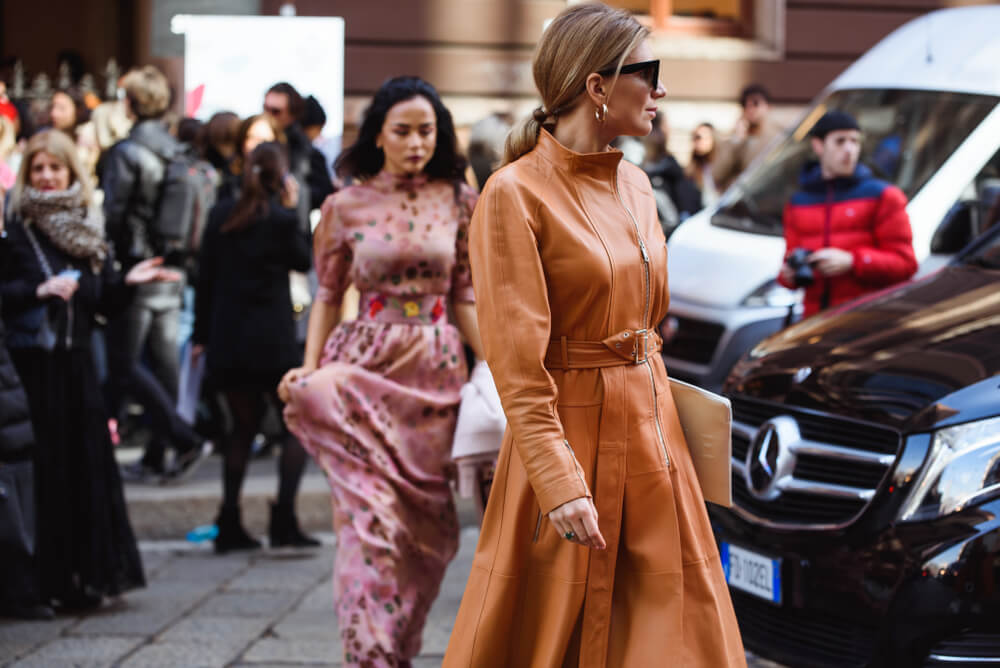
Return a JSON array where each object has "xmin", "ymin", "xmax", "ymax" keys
[{"xmin": 663, "ymin": 5, "xmax": 1000, "ymax": 390}]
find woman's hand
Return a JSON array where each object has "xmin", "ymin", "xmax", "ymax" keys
[
  {"xmin": 36, "ymin": 275, "xmax": 79, "ymax": 301},
  {"xmin": 281, "ymin": 174, "xmax": 300, "ymax": 209},
  {"xmin": 548, "ymin": 496, "xmax": 606, "ymax": 550},
  {"xmin": 125, "ymin": 257, "xmax": 183, "ymax": 285},
  {"xmin": 278, "ymin": 364, "xmax": 316, "ymax": 403}
]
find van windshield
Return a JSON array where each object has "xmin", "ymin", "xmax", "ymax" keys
[{"xmin": 712, "ymin": 89, "xmax": 999, "ymax": 236}]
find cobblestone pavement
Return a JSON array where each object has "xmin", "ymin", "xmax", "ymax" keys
[{"xmin": 3, "ymin": 468, "xmax": 785, "ymax": 668}]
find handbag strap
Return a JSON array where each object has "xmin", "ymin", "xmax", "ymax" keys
[{"xmin": 23, "ymin": 223, "xmax": 54, "ymax": 279}]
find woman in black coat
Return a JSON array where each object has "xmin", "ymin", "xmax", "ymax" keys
[
  {"xmin": 0, "ymin": 215, "xmax": 50, "ymax": 620},
  {"xmin": 1, "ymin": 130, "xmax": 180, "ymax": 610},
  {"xmin": 193, "ymin": 141, "xmax": 317, "ymax": 553}
]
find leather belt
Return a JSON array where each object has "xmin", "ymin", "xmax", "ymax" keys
[{"xmin": 543, "ymin": 329, "xmax": 663, "ymax": 371}]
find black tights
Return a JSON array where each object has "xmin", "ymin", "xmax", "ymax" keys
[{"xmin": 220, "ymin": 388, "xmax": 307, "ymax": 510}]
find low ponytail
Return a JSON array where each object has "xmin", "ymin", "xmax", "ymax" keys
[
  {"xmin": 502, "ymin": 111, "xmax": 545, "ymax": 167},
  {"xmin": 501, "ymin": 3, "xmax": 647, "ymax": 167}
]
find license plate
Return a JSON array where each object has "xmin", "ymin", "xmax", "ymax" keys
[{"xmin": 721, "ymin": 542, "xmax": 782, "ymax": 605}]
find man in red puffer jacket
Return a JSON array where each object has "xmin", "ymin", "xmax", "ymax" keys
[{"xmin": 778, "ymin": 110, "xmax": 918, "ymax": 317}]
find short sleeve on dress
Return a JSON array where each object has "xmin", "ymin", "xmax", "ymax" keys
[
  {"xmin": 450, "ymin": 184, "xmax": 478, "ymax": 305},
  {"xmin": 314, "ymin": 195, "xmax": 352, "ymax": 308}
]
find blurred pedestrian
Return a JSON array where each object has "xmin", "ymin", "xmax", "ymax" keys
[
  {"xmin": 642, "ymin": 111, "xmax": 701, "ymax": 237},
  {"xmin": 0, "ymin": 115, "xmax": 19, "ymax": 189},
  {"xmin": 263, "ymin": 82, "xmax": 334, "ymax": 212},
  {"xmin": 202, "ymin": 111, "xmax": 240, "ymax": 177},
  {"xmin": 219, "ymin": 113, "xmax": 286, "ymax": 202},
  {"xmin": 279, "ymin": 75, "xmax": 483, "ymax": 666},
  {"xmin": 686, "ymin": 121, "xmax": 720, "ymax": 207},
  {"xmin": 101, "ymin": 65, "xmax": 212, "ymax": 483},
  {"xmin": 467, "ymin": 111, "xmax": 512, "ymax": 190},
  {"xmin": 778, "ymin": 110, "xmax": 917, "ymax": 317},
  {"xmin": 443, "ymin": 4, "xmax": 745, "ymax": 665},
  {"xmin": 713, "ymin": 83, "xmax": 781, "ymax": 190},
  {"xmin": 301, "ymin": 95, "xmax": 340, "ymax": 187},
  {"xmin": 0, "ymin": 204, "xmax": 51, "ymax": 620},
  {"xmin": 192, "ymin": 142, "xmax": 318, "ymax": 553},
  {"xmin": 0, "ymin": 130, "xmax": 181, "ymax": 610},
  {"xmin": 48, "ymin": 88, "xmax": 100, "ymax": 185}
]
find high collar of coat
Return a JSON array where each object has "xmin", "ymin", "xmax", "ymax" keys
[{"xmin": 534, "ymin": 128, "xmax": 623, "ymax": 180}]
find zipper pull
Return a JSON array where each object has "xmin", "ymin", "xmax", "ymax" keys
[{"xmin": 639, "ymin": 239, "xmax": 649, "ymax": 264}]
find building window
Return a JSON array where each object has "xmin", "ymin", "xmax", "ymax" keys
[{"xmin": 608, "ymin": 0, "xmax": 753, "ymax": 37}]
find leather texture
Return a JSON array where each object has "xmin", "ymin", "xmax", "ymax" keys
[{"xmin": 444, "ymin": 130, "xmax": 745, "ymax": 667}]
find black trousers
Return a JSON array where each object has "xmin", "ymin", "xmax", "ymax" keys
[{"xmin": 104, "ymin": 280, "xmax": 199, "ymax": 466}]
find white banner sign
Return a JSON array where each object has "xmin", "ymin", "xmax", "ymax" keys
[{"xmin": 172, "ymin": 14, "xmax": 344, "ymax": 137}]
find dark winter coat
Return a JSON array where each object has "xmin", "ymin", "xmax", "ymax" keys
[
  {"xmin": 193, "ymin": 196, "xmax": 311, "ymax": 387},
  {"xmin": 778, "ymin": 162, "xmax": 918, "ymax": 317},
  {"xmin": 101, "ymin": 119, "xmax": 183, "ymax": 268},
  {"xmin": 644, "ymin": 155, "xmax": 702, "ymax": 218},
  {"xmin": 1, "ymin": 216, "xmax": 133, "ymax": 353},
  {"xmin": 0, "ymin": 284, "xmax": 35, "ymax": 460}
]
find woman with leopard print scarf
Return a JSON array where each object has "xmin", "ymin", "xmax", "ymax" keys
[{"xmin": 1, "ymin": 130, "xmax": 178, "ymax": 612}]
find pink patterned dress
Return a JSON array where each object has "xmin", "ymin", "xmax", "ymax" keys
[{"xmin": 283, "ymin": 170, "xmax": 477, "ymax": 667}]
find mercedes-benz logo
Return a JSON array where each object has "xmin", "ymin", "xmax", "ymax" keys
[
  {"xmin": 744, "ymin": 415, "xmax": 801, "ymax": 500},
  {"xmin": 749, "ymin": 424, "xmax": 779, "ymax": 493}
]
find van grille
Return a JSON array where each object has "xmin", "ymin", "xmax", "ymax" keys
[
  {"xmin": 728, "ymin": 396, "xmax": 901, "ymax": 529},
  {"xmin": 661, "ymin": 316, "xmax": 724, "ymax": 365}
]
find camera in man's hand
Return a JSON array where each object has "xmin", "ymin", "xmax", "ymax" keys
[{"xmin": 786, "ymin": 248, "xmax": 815, "ymax": 288}]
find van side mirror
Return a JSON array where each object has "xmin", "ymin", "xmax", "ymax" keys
[{"xmin": 931, "ymin": 201, "xmax": 977, "ymax": 254}]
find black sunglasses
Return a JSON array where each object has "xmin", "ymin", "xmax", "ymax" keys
[{"xmin": 598, "ymin": 59, "xmax": 660, "ymax": 89}]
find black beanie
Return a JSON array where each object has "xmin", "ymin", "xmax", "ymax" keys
[{"xmin": 809, "ymin": 110, "xmax": 860, "ymax": 139}]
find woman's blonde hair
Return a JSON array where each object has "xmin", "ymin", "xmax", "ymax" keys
[
  {"xmin": 11, "ymin": 129, "xmax": 93, "ymax": 213},
  {"xmin": 503, "ymin": 2, "xmax": 648, "ymax": 166}
]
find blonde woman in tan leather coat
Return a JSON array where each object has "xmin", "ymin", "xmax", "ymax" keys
[{"xmin": 444, "ymin": 4, "xmax": 745, "ymax": 666}]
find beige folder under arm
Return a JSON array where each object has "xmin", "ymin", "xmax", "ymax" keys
[{"xmin": 668, "ymin": 378, "xmax": 733, "ymax": 507}]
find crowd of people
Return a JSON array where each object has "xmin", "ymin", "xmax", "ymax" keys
[{"xmin": 0, "ymin": 2, "xmax": 917, "ymax": 665}]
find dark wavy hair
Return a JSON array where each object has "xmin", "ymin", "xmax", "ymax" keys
[
  {"xmin": 335, "ymin": 76, "xmax": 467, "ymax": 186},
  {"xmin": 222, "ymin": 142, "xmax": 287, "ymax": 234}
]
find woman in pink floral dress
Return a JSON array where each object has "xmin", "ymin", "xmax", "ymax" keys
[{"xmin": 279, "ymin": 77, "xmax": 484, "ymax": 668}]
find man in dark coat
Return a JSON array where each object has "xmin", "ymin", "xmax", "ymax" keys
[
  {"xmin": 100, "ymin": 65, "xmax": 209, "ymax": 481},
  {"xmin": 263, "ymin": 82, "xmax": 334, "ymax": 214}
]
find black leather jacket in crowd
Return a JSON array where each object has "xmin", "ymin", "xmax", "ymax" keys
[{"xmin": 101, "ymin": 119, "xmax": 181, "ymax": 269}]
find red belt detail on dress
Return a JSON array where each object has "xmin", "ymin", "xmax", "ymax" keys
[
  {"xmin": 358, "ymin": 292, "xmax": 448, "ymax": 325},
  {"xmin": 542, "ymin": 328, "xmax": 665, "ymax": 665}
]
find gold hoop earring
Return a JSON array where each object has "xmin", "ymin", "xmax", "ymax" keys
[{"xmin": 595, "ymin": 103, "xmax": 608, "ymax": 124}]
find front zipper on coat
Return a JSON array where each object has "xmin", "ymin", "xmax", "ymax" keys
[
  {"xmin": 821, "ymin": 183, "xmax": 834, "ymax": 310},
  {"xmin": 614, "ymin": 172, "xmax": 670, "ymax": 470}
]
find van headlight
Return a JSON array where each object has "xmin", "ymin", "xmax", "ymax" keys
[
  {"xmin": 897, "ymin": 416, "xmax": 1000, "ymax": 522},
  {"xmin": 741, "ymin": 279, "xmax": 800, "ymax": 308}
]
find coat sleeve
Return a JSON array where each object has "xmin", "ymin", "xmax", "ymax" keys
[
  {"xmin": 851, "ymin": 186, "xmax": 918, "ymax": 285},
  {"xmin": 469, "ymin": 177, "xmax": 591, "ymax": 515},
  {"xmin": 777, "ymin": 202, "xmax": 799, "ymax": 290},
  {"xmin": 192, "ymin": 209, "xmax": 223, "ymax": 346},
  {"xmin": 276, "ymin": 205, "xmax": 312, "ymax": 273},
  {"xmin": 0, "ymin": 220, "xmax": 44, "ymax": 312},
  {"xmin": 101, "ymin": 144, "xmax": 137, "ymax": 249}
]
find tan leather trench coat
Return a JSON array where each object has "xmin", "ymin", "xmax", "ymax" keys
[{"xmin": 444, "ymin": 130, "xmax": 745, "ymax": 667}]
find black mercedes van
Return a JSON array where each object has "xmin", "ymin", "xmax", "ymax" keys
[{"xmin": 713, "ymin": 224, "xmax": 1000, "ymax": 666}]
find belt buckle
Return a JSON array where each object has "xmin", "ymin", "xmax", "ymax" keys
[{"xmin": 633, "ymin": 329, "xmax": 648, "ymax": 364}]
